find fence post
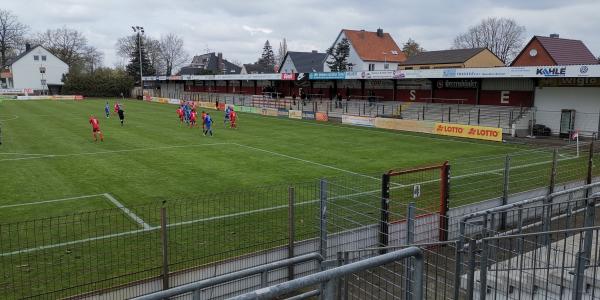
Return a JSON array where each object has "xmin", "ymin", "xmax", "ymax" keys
[
  {"xmin": 542, "ymin": 149, "xmax": 559, "ymax": 246},
  {"xmin": 160, "ymin": 206, "xmax": 169, "ymax": 291},
  {"xmin": 405, "ymin": 202, "xmax": 416, "ymax": 300},
  {"xmin": 453, "ymin": 221, "xmax": 466, "ymax": 300},
  {"xmin": 500, "ymin": 155, "xmax": 510, "ymax": 230},
  {"xmin": 422, "ymin": 106, "xmax": 425, "ymax": 120},
  {"xmin": 288, "ymin": 186, "xmax": 295, "ymax": 281},
  {"xmin": 477, "ymin": 108, "xmax": 481, "ymax": 125},
  {"xmin": 466, "ymin": 238, "xmax": 477, "ymax": 300},
  {"xmin": 585, "ymin": 141, "xmax": 594, "ymax": 198},
  {"xmin": 448, "ymin": 106, "xmax": 452, "ymax": 123},
  {"xmin": 439, "ymin": 163, "xmax": 450, "ymax": 241},
  {"xmin": 379, "ymin": 173, "xmax": 391, "ymax": 255},
  {"xmin": 468, "ymin": 110, "xmax": 471, "ymax": 125},
  {"xmin": 478, "ymin": 214, "xmax": 490, "ymax": 300},
  {"xmin": 319, "ymin": 179, "xmax": 328, "ymax": 267},
  {"xmin": 572, "ymin": 195, "xmax": 597, "ymax": 300}
]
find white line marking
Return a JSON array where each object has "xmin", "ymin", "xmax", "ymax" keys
[
  {"xmin": 0, "ymin": 143, "xmax": 233, "ymax": 162},
  {"xmin": 0, "ymin": 115, "xmax": 18, "ymax": 122},
  {"xmin": 234, "ymin": 143, "xmax": 380, "ymax": 181},
  {"xmin": 0, "ymin": 194, "xmax": 106, "ymax": 209},
  {"xmin": 0, "ymin": 152, "xmax": 48, "ymax": 156},
  {"xmin": 103, "ymin": 193, "xmax": 151, "ymax": 230}
]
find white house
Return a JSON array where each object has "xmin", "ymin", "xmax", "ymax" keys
[
  {"xmin": 323, "ymin": 29, "xmax": 407, "ymax": 72},
  {"xmin": 279, "ymin": 51, "xmax": 327, "ymax": 73},
  {"xmin": 1, "ymin": 44, "xmax": 69, "ymax": 94}
]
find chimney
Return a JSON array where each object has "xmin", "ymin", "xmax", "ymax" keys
[
  {"xmin": 376, "ymin": 28, "xmax": 384, "ymax": 37},
  {"xmin": 550, "ymin": 33, "xmax": 559, "ymax": 38},
  {"xmin": 217, "ymin": 52, "xmax": 223, "ymax": 72},
  {"xmin": 311, "ymin": 50, "xmax": 318, "ymax": 53},
  {"xmin": 25, "ymin": 43, "xmax": 31, "ymax": 51}
]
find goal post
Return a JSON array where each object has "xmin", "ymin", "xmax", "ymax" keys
[{"xmin": 379, "ymin": 162, "xmax": 450, "ymax": 250}]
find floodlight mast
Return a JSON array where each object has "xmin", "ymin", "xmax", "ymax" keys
[{"xmin": 132, "ymin": 26, "xmax": 145, "ymax": 96}]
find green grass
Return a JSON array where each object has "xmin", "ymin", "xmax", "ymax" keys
[{"xmin": 1, "ymin": 98, "xmax": 595, "ymax": 299}]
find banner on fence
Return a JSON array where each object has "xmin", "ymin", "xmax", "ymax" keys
[
  {"xmin": 218, "ymin": 103, "xmax": 226, "ymax": 111},
  {"xmin": 316, "ymin": 112, "xmax": 329, "ymax": 122},
  {"xmin": 261, "ymin": 108, "xmax": 278, "ymax": 117},
  {"xmin": 302, "ymin": 112, "xmax": 315, "ymax": 120},
  {"xmin": 278, "ymin": 108, "xmax": 289, "ymax": 118},
  {"xmin": 342, "ymin": 115, "xmax": 375, "ymax": 127},
  {"xmin": 289, "ymin": 110, "xmax": 302, "ymax": 119},
  {"xmin": 16, "ymin": 95, "xmax": 84, "ymax": 100},
  {"xmin": 433, "ymin": 123, "xmax": 503, "ymax": 141},
  {"xmin": 374, "ymin": 118, "xmax": 435, "ymax": 134}
]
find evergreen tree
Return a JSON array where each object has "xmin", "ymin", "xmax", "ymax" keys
[
  {"xmin": 259, "ymin": 40, "xmax": 276, "ymax": 71},
  {"xmin": 276, "ymin": 38, "xmax": 288, "ymax": 66},
  {"xmin": 126, "ymin": 37, "xmax": 155, "ymax": 83},
  {"xmin": 326, "ymin": 38, "xmax": 350, "ymax": 71}
]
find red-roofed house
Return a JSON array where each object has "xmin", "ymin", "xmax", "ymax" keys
[
  {"xmin": 511, "ymin": 34, "xmax": 598, "ymax": 66},
  {"xmin": 324, "ymin": 29, "xmax": 407, "ymax": 72}
]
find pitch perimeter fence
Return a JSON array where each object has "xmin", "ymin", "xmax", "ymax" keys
[{"xmin": 0, "ymin": 142, "xmax": 598, "ymax": 299}]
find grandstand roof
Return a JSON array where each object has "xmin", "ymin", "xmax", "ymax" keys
[{"xmin": 400, "ymin": 48, "xmax": 491, "ymax": 65}]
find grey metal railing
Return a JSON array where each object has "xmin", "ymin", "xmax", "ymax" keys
[
  {"xmin": 229, "ymin": 247, "xmax": 424, "ymax": 300},
  {"xmin": 133, "ymin": 252, "xmax": 323, "ymax": 300}
]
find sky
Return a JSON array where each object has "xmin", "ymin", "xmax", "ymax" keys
[{"xmin": 3, "ymin": 0, "xmax": 600, "ymax": 68}]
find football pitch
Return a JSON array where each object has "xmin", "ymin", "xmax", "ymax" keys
[
  {"xmin": 0, "ymin": 98, "xmax": 523, "ymax": 222},
  {"xmin": 2, "ymin": 98, "xmax": 593, "ymax": 298}
]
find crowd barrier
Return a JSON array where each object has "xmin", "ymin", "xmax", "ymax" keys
[
  {"xmin": 16, "ymin": 95, "xmax": 84, "ymax": 100},
  {"xmin": 143, "ymin": 96, "xmax": 503, "ymax": 142}
]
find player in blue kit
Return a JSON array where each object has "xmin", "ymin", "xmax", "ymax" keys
[
  {"xmin": 224, "ymin": 106, "xmax": 231, "ymax": 127},
  {"xmin": 203, "ymin": 113, "xmax": 213, "ymax": 136},
  {"xmin": 104, "ymin": 102, "xmax": 110, "ymax": 118}
]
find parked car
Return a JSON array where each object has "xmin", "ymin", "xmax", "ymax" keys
[{"xmin": 532, "ymin": 124, "xmax": 552, "ymax": 136}]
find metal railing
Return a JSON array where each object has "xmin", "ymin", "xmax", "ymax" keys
[
  {"xmin": 229, "ymin": 247, "xmax": 424, "ymax": 300},
  {"xmin": 132, "ymin": 253, "xmax": 323, "ymax": 300},
  {"xmin": 454, "ymin": 191, "xmax": 600, "ymax": 300}
]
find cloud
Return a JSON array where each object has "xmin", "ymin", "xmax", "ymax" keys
[
  {"xmin": 242, "ymin": 25, "xmax": 273, "ymax": 36},
  {"xmin": 2, "ymin": 0, "xmax": 599, "ymax": 68}
]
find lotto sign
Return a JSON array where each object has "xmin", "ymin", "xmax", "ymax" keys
[{"xmin": 433, "ymin": 123, "xmax": 502, "ymax": 142}]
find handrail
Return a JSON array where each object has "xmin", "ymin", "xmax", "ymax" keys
[
  {"xmin": 228, "ymin": 247, "xmax": 424, "ymax": 300},
  {"xmin": 133, "ymin": 252, "xmax": 323, "ymax": 300}
]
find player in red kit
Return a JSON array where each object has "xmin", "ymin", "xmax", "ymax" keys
[
  {"xmin": 190, "ymin": 110, "xmax": 198, "ymax": 128},
  {"xmin": 201, "ymin": 111, "xmax": 207, "ymax": 130},
  {"xmin": 230, "ymin": 110, "xmax": 237, "ymax": 129},
  {"xmin": 89, "ymin": 115, "xmax": 104, "ymax": 142},
  {"xmin": 177, "ymin": 107, "xmax": 184, "ymax": 123}
]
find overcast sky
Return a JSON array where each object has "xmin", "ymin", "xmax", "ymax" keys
[{"xmin": 3, "ymin": 0, "xmax": 600, "ymax": 67}]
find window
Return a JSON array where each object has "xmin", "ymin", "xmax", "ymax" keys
[
  {"xmin": 368, "ymin": 64, "xmax": 375, "ymax": 71},
  {"xmin": 34, "ymin": 55, "xmax": 39, "ymax": 61},
  {"xmin": 404, "ymin": 67, "xmax": 413, "ymax": 70},
  {"xmin": 42, "ymin": 56, "xmax": 47, "ymax": 61},
  {"xmin": 419, "ymin": 66, "xmax": 431, "ymax": 69},
  {"xmin": 348, "ymin": 65, "xmax": 353, "ymax": 71},
  {"xmin": 384, "ymin": 63, "xmax": 389, "ymax": 70}
]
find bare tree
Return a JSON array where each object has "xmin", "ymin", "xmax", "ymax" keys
[
  {"xmin": 0, "ymin": 9, "xmax": 28, "ymax": 66},
  {"xmin": 116, "ymin": 35, "xmax": 163, "ymax": 74},
  {"xmin": 83, "ymin": 46, "xmax": 103, "ymax": 73},
  {"xmin": 453, "ymin": 17, "xmax": 526, "ymax": 64},
  {"xmin": 35, "ymin": 27, "xmax": 88, "ymax": 68},
  {"xmin": 158, "ymin": 33, "xmax": 189, "ymax": 75}
]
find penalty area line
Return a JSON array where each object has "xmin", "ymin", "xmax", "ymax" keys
[
  {"xmin": 0, "ymin": 142, "xmax": 233, "ymax": 162},
  {"xmin": 103, "ymin": 193, "xmax": 151, "ymax": 230},
  {"xmin": 0, "ymin": 194, "xmax": 107, "ymax": 209}
]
